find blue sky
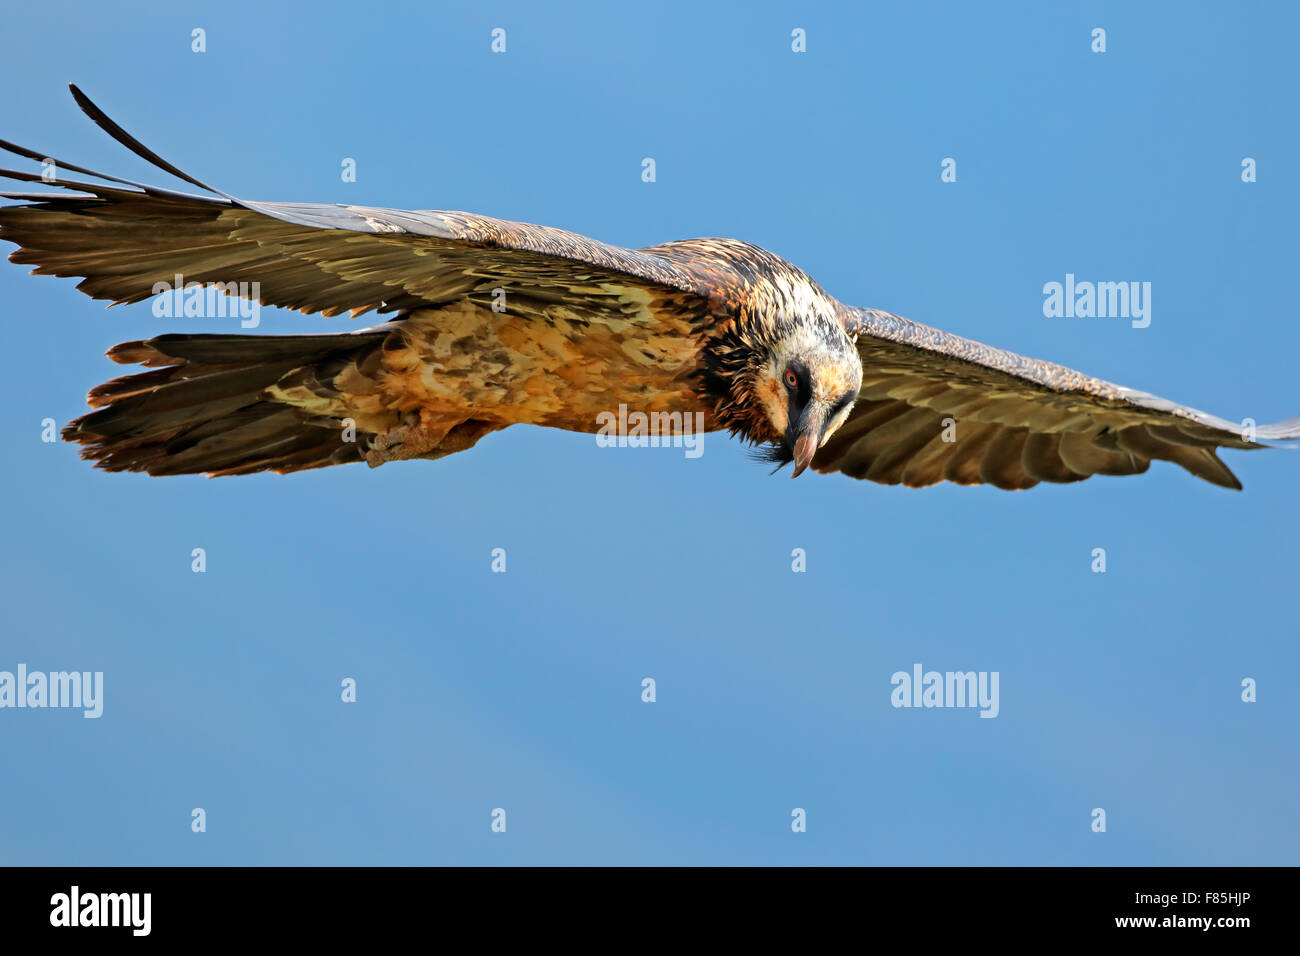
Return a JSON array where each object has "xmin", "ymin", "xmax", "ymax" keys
[{"xmin": 0, "ymin": 0, "xmax": 1295, "ymax": 865}]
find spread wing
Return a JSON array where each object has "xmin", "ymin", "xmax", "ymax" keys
[
  {"xmin": 0, "ymin": 86, "xmax": 754, "ymax": 477},
  {"xmin": 819, "ymin": 306, "xmax": 1300, "ymax": 490},
  {"xmin": 0, "ymin": 85, "xmax": 721, "ymax": 322}
]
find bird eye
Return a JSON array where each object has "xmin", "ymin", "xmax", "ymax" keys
[{"xmin": 783, "ymin": 369, "xmax": 799, "ymax": 390}]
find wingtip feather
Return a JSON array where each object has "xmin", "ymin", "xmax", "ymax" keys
[{"xmin": 66, "ymin": 84, "xmax": 221, "ymax": 196}]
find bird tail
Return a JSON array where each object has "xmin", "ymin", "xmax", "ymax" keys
[{"xmin": 63, "ymin": 330, "xmax": 391, "ymax": 476}]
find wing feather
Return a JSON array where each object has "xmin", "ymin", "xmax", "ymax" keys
[
  {"xmin": 0, "ymin": 87, "xmax": 717, "ymax": 323},
  {"xmin": 942, "ymin": 422, "xmax": 1001, "ymax": 485},
  {"xmin": 978, "ymin": 427, "xmax": 1037, "ymax": 490},
  {"xmin": 1020, "ymin": 432, "xmax": 1087, "ymax": 484},
  {"xmin": 811, "ymin": 306, "xmax": 1298, "ymax": 490}
]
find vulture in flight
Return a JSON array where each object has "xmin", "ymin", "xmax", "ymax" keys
[{"xmin": 1, "ymin": 86, "xmax": 1296, "ymax": 489}]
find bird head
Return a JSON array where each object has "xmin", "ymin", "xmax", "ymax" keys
[
  {"xmin": 698, "ymin": 310, "xmax": 863, "ymax": 475},
  {"xmin": 749, "ymin": 320, "xmax": 862, "ymax": 476}
]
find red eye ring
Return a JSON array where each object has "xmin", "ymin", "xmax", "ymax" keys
[{"xmin": 783, "ymin": 369, "xmax": 799, "ymax": 390}]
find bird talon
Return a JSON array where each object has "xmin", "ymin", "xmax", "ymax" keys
[{"xmin": 365, "ymin": 423, "xmax": 442, "ymax": 466}]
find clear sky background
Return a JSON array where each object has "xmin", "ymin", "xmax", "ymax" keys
[{"xmin": 0, "ymin": 0, "xmax": 1296, "ymax": 865}]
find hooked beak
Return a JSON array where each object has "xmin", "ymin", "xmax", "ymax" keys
[{"xmin": 789, "ymin": 402, "xmax": 829, "ymax": 478}]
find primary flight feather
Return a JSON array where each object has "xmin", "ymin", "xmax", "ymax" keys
[{"xmin": 1, "ymin": 86, "xmax": 1296, "ymax": 488}]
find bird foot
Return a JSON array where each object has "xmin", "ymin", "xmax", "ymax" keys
[{"xmin": 365, "ymin": 422, "xmax": 445, "ymax": 467}]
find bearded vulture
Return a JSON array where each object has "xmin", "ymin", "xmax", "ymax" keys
[{"xmin": 1, "ymin": 86, "xmax": 1295, "ymax": 489}]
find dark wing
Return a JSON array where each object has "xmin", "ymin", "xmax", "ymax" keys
[
  {"xmin": 818, "ymin": 306, "xmax": 1300, "ymax": 490},
  {"xmin": 0, "ymin": 85, "xmax": 719, "ymax": 321}
]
